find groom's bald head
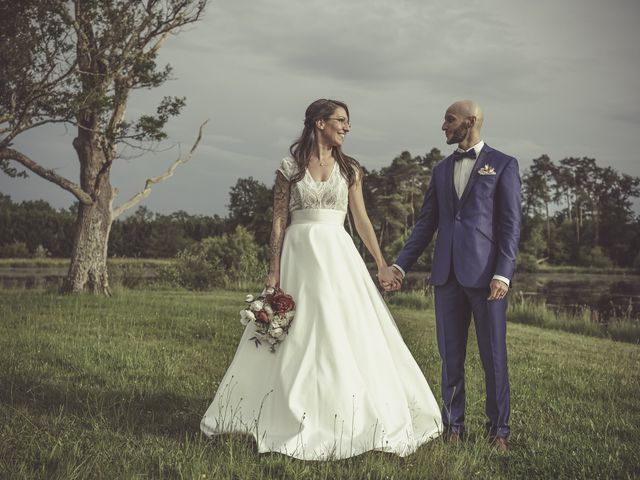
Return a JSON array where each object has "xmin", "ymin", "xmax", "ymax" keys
[{"xmin": 449, "ymin": 100, "xmax": 484, "ymax": 130}]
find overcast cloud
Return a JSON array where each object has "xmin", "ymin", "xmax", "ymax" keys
[{"xmin": 2, "ymin": 0, "xmax": 639, "ymax": 216}]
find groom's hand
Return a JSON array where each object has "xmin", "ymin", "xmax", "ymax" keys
[{"xmin": 488, "ymin": 279, "xmax": 508, "ymax": 300}]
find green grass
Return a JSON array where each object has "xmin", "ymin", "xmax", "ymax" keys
[{"xmin": 0, "ymin": 288, "xmax": 639, "ymax": 479}]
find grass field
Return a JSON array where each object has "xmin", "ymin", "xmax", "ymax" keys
[{"xmin": 0, "ymin": 288, "xmax": 638, "ymax": 479}]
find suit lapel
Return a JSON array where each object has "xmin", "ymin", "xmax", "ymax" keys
[{"xmin": 458, "ymin": 145, "xmax": 492, "ymax": 209}]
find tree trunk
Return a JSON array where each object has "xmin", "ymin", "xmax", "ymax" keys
[
  {"xmin": 576, "ymin": 202, "xmax": 582, "ymax": 246},
  {"xmin": 62, "ymin": 134, "xmax": 113, "ymax": 295},
  {"xmin": 545, "ymin": 201, "xmax": 551, "ymax": 255},
  {"xmin": 63, "ymin": 197, "xmax": 112, "ymax": 294},
  {"xmin": 593, "ymin": 203, "xmax": 599, "ymax": 246}
]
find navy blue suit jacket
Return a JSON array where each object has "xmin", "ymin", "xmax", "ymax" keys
[{"xmin": 396, "ymin": 144, "xmax": 522, "ymax": 288}]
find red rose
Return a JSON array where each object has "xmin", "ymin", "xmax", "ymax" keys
[
  {"xmin": 269, "ymin": 292, "xmax": 295, "ymax": 315},
  {"xmin": 255, "ymin": 310, "xmax": 270, "ymax": 324}
]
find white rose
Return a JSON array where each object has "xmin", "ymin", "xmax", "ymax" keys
[
  {"xmin": 245, "ymin": 294, "xmax": 254, "ymax": 303},
  {"xmin": 273, "ymin": 314, "xmax": 287, "ymax": 328},
  {"xmin": 239, "ymin": 309, "xmax": 255, "ymax": 326},
  {"xmin": 270, "ymin": 315, "xmax": 283, "ymax": 328},
  {"xmin": 250, "ymin": 300, "xmax": 264, "ymax": 311},
  {"xmin": 280, "ymin": 311, "xmax": 294, "ymax": 327},
  {"xmin": 268, "ymin": 325, "xmax": 284, "ymax": 339}
]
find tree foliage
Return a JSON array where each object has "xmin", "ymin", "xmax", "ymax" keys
[
  {"xmin": 2, "ymin": 149, "xmax": 639, "ymax": 271},
  {"xmin": 227, "ymin": 177, "xmax": 273, "ymax": 247},
  {"xmin": 0, "ymin": 0, "xmax": 208, "ymax": 294}
]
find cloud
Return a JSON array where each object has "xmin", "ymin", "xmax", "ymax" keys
[{"xmin": 3, "ymin": 0, "xmax": 640, "ymax": 216}]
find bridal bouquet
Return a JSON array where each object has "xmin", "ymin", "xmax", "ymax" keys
[{"xmin": 240, "ymin": 287, "xmax": 295, "ymax": 353}]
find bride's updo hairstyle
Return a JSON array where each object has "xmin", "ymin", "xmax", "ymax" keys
[{"xmin": 288, "ymin": 99, "xmax": 360, "ymax": 187}]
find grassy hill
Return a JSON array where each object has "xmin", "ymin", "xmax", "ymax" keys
[{"xmin": 0, "ymin": 288, "xmax": 638, "ymax": 479}]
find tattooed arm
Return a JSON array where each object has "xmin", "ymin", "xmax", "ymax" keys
[{"xmin": 265, "ymin": 171, "xmax": 291, "ymax": 288}]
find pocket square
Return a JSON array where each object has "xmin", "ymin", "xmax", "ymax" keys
[{"xmin": 478, "ymin": 164, "xmax": 496, "ymax": 175}]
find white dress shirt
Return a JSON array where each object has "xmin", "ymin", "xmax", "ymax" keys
[
  {"xmin": 454, "ymin": 141, "xmax": 484, "ymax": 198},
  {"xmin": 393, "ymin": 140, "xmax": 510, "ymax": 287}
]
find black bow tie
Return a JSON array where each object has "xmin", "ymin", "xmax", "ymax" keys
[{"xmin": 452, "ymin": 149, "xmax": 477, "ymax": 161}]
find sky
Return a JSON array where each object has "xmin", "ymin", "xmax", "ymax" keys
[{"xmin": 2, "ymin": 0, "xmax": 639, "ymax": 217}]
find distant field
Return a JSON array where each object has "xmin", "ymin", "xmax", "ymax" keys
[
  {"xmin": 0, "ymin": 258, "xmax": 174, "ymax": 269},
  {"xmin": 0, "ymin": 288, "xmax": 638, "ymax": 479}
]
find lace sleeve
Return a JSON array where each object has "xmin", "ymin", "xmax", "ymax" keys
[{"xmin": 277, "ymin": 157, "xmax": 295, "ymax": 181}]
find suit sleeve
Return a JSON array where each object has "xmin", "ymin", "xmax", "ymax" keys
[
  {"xmin": 395, "ymin": 173, "xmax": 439, "ymax": 273},
  {"xmin": 494, "ymin": 157, "xmax": 522, "ymax": 280}
]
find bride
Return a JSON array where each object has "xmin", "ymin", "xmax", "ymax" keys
[{"xmin": 200, "ymin": 99, "xmax": 442, "ymax": 459}]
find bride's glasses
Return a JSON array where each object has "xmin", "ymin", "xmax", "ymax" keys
[{"xmin": 326, "ymin": 117, "xmax": 351, "ymax": 128}]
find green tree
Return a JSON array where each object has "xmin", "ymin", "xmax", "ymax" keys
[
  {"xmin": 0, "ymin": 0, "xmax": 208, "ymax": 294},
  {"xmin": 227, "ymin": 177, "xmax": 273, "ymax": 248},
  {"xmin": 522, "ymin": 155, "xmax": 555, "ymax": 256},
  {"xmin": 146, "ymin": 213, "xmax": 193, "ymax": 258},
  {"xmin": 0, "ymin": 194, "xmax": 74, "ymax": 256}
]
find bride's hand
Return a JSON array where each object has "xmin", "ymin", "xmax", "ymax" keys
[{"xmin": 264, "ymin": 271, "xmax": 279, "ymax": 290}]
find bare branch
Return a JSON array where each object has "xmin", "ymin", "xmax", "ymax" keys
[
  {"xmin": 111, "ymin": 120, "xmax": 208, "ymax": 218},
  {"xmin": 105, "ymin": 78, "xmax": 131, "ymax": 145},
  {"xmin": 0, "ymin": 148, "xmax": 93, "ymax": 205},
  {"xmin": 147, "ymin": 29, "xmax": 173, "ymax": 57}
]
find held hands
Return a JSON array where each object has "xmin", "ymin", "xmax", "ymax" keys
[
  {"xmin": 488, "ymin": 278, "xmax": 508, "ymax": 300},
  {"xmin": 377, "ymin": 265, "xmax": 404, "ymax": 292}
]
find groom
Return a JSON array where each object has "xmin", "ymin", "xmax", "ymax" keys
[{"xmin": 380, "ymin": 100, "xmax": 521, "ymax": 451}]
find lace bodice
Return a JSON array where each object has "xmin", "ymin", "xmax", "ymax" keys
[{"xmin": 277, "ymin": 157, "xmax": 350, "ymax": 213}]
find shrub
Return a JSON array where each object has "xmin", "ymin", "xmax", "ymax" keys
[
  {"xmin": 166, "ymin": 226, "xmax": 264, "ymax": 290},
  {"xmin": 33, "ymin": 244, "xmax": 50, "ymax": 259}
]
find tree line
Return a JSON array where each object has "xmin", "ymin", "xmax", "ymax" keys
[{"xmin": 2, "ymin": 151, "xmax": 639, "ymax": 270}]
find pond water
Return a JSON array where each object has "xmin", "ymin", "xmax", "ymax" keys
[
  {"xmin": 1, "ymin": 266, "xmax": 639, "ymax": 321},
  {"xmin": 404, "ymin": 271, "xmax": 640, "ymax": 321}
]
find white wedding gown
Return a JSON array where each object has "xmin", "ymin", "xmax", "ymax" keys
[{"xmin": 200, "ymin": 157, "xmax": 442, "ymax": 459}]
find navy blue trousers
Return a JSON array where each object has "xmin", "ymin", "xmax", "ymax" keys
[{"xmin": 434, "ymin": 273, "xmax": 510, "ymax": 438}]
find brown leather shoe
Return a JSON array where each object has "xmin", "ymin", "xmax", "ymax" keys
[
  {"xmin": 446, "ymin": 431, "xmax": 463, "ymax": 443},
  {"xmin": 491, "ymin": 436, "xmax": 509, "ymax": 452}
]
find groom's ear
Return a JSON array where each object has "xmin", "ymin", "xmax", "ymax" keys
[{"xmin": 466, "ymin": 116, "xmax": 477, "ymax": 127}]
